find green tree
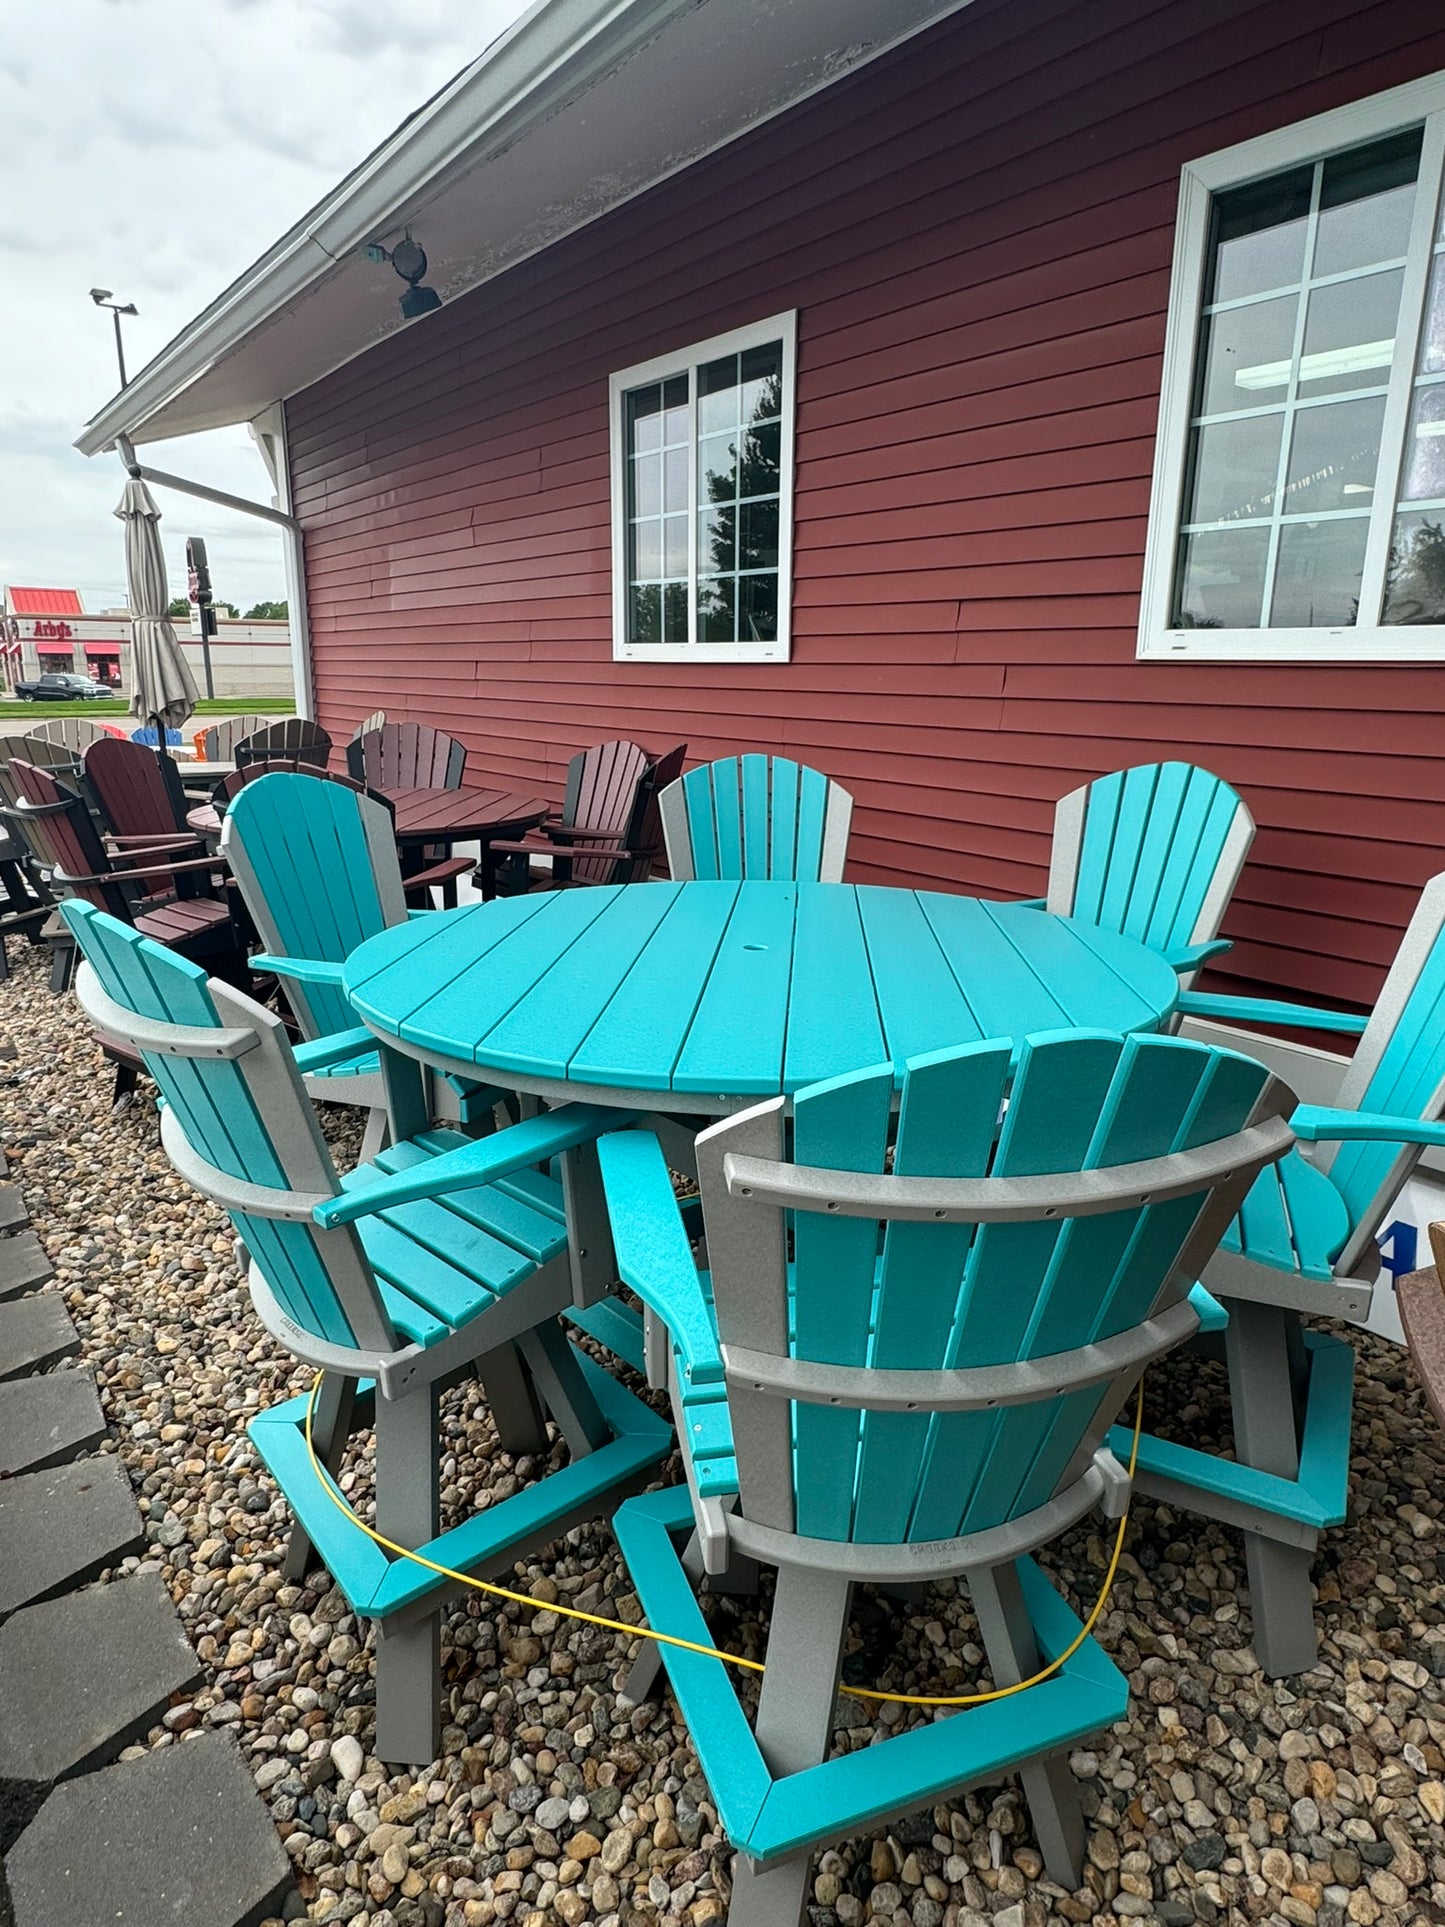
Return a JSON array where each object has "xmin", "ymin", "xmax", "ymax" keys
[
  {"xmin": 166, "ymin": 596, "xmax": 189, "ymax": 617},
  {"xmin": 243, "ymin": 599, "xmax": 288, "ymax": 621}
]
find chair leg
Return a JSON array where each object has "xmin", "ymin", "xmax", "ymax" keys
[
  {"xmin": 726, "ymin": 1564, "xmax": 853, "ymax": 1927},
  {"xmin": 111, "ymin": 1060, "xmax": 140, "ymax": 1115},
  {"xmin": 359, "ymin": 1105, "xmax": 389, "ymax": 1165},
  {"xmin": 285, "ymin": 1373, "xmax": 356, "ymax": 1582},
  {"xmin": 475, "ymin": 1341, "xmax": 550, "ymax": 1458},
  {"xmin": 1224, "ymin": 1299, "xmax": 1319, "ymax": 1676},
  {"xmin": 518, "ymin": 1320, "xmax": 611, "ymax": 1455},
  {"xmin": 971, "ymin": 1560, "xmax": 1085, "ymax": 1888},
  {"xmin": 374, "ymin": 1381, "xmax": 442, "ymax": 1767}
]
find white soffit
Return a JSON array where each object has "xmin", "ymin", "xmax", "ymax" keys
[{"xmin": 76, "ymin": 0, "xmax": 975, "ymax": 455}]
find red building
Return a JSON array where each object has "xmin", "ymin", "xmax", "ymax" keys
[{"xmin": 77, "ymin": 0, "xmax": 1445, "ymax": 1010}]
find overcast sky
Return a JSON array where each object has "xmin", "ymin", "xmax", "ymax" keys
[{"xmin": 0, "ymin": 0, "xmax": 533, "ymax": 614}]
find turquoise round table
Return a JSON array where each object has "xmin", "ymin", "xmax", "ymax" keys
[{"xmin": 343, "ymin": 880, "xmax": 1180, "ymax": 1116}]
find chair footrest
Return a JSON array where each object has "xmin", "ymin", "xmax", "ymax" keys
[
  {"xmin": 1117, "ymin": 1329, "xmax": 1354, "ymax": 1534},
  {"xmin": 249, "ymin": 1350, "xmax": 671, "ymax": 1621},
  {"xmin": 613, "ymin": 1487, "xmax": 1128, "ymax": 1866}
]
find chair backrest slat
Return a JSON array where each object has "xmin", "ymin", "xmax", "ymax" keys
[
  {"xmin": 84, "ymin": 737, "xmax": 187, "ymax": 841},
  {"xmin": 346, "ymin": 723, "xmax": 465, "ymax": 791},
  {"xmin": 1324, "ymin": 871, "xmax": 1445, "ymax": 1262},
  {"xmin": 0, "ymin": 733, "xmax": 81, "ymax": 777},
  {"xmin": 222, "ymin": 774, "xmax": 406, "ymax": 1040},
  {"xmin": 60, "ymin": 902, "xmax": 392, "ymax": 1349},
  {"xmin": 553, "ymin": 741, "xmax": 652, "ymax": 885},
  {"xmin": 200, "ymin": 715, "xmax": 275, "ymax": 762},
  {"xmin": 1047, "ymin": 762, "xmax": 1253, "ymax": 971},
  {"xmin": 235, "ymin": 719, "xmax": 331, "ymax": 770},
  {"xmin": 660, "ymin": 754, "xmax": 852, "ymax": 883},
  {"xmin": 350, "ymin": 710, "xmax": 387, "ymax": 742},
  {"xmin": 629, "ymin": 743, "xmax": 686, "ymax": 881},
  {"xmin": 8, "ymin": 762, "xmax": 129, "ymax": 917},
  {"xmin": 29, "ymin": 715, "xmax": 114, "ymax": 754},
  {"xmin": 699, "ymin": 1030, "xmax": 1288, "ymax": 1551}
]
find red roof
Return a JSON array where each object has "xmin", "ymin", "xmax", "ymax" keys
[{"xmin": 7, "ymin": 587, "xmax": 84, "ymax": 616}]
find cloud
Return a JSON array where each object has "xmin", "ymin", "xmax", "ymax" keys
[{"xmin": 2, "ymin": 0, "xmax": 531, "ymax": 615}]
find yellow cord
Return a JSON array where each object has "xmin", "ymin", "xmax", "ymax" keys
[{"xmin": 303, "ymin": 1372, "xmax": 1144, "ymax": 1708}]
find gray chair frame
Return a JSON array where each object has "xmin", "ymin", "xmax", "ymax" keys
[{"xmin": 621, "ymin": 1078, "xmax": 1293, "ymax": 1916}]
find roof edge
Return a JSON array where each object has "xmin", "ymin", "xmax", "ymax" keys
[{"xmin": 74, "ymin": 0, "xmax": 698, "ymax": 458}]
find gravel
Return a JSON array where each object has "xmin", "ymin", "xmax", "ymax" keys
[{"xmin": 5, "ymin": 939, "xmax": 1445, "ymax": 1927}]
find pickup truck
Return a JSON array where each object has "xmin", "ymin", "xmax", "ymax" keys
[{"xmin": 12, "ymin": 672, "xmax": 113, "ymax": 701}]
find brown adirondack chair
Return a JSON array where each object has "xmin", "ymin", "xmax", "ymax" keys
[
  {"xmin": 234, "ymin": 718, "xmax": 332, "ymax": 769},
  {"xmin": 5, "ymin": 763, "xmax": 247, "ymax": 1103},
  {"xmin": 346, "ymin": 721, "xmax": 467, "ymax": 790},
  {"xmin": 478, "ymin": 739, "xmax": 684, "ymax": 898}
]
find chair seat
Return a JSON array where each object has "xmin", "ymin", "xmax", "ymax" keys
[
  {"xmin": 1218, "ymin": 1149, "xmax": 1351, "ymax": 1284},
  {"xmin": 135, "ymin": 898, "xmax": 232, "ymax": 945},
  {"xmin": 340, "ymin": 1129, "xmax": 568, "ymax": 1346},
  {"xmin": 306, "ymin": 1048, "xmax": 381, "ymax": 1080}
]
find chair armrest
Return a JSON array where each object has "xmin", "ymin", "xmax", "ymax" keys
[
  {"xmin": 294, "ymin": 1026, "xmax": 377, "ymax": 1073},
  {"xmin": 313, "ymin": 1101, "xmax": 634, "ymax": 1227},
  {"xmin": 405, "ymin": 857, "xmax": 472, "ymax": 889},
  {"xmin": 106, "ymin": 852, "xmax": 225, "ymax": 879},
  {"xmin": 1162, "ymin": 938, "xmax": 1232, "ymax": 973},
  {"xmin": 1292, "ymin": 1106, "xmax": 1445, "ymax": 1148},
  {"xmin": 547, "ymin": 822, "xmax": 628, "ymax": 844},
  {"xmin": 1176, "ymin": 991, "xmax": 1368, "ymax": 1035},
  {"xmin": 106, "ymin": 832, "xmax": 203, "ymax": 851},
  {"xmin": 596, "ymin": 1129, "xmax": 723, "ymax": 1389},
  {"xmin": 251, "ymin": 953, "xmax": 346, "ymax": 987},
  {"xmin": 1015, "ymin": 896, "xmax": 1047, "ymax": 911}
]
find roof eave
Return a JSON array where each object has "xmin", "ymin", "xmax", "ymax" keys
[{"xmin": 74, "ymin": 0, "xmax": 697, "ymax": 458}]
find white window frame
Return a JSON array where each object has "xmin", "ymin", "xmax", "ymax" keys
[
  {"xmin": 1139, "ymin": 69, "xmax": 1445, "ymax": 662},
  {"xmin": 609, "ymin": 311, "xmax": 796, "ymax": 664}
]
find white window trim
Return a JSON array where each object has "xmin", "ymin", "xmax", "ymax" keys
[
  {"xmin": 1139, "ymin": 69, "xmax": 1445, "ymax": 663},
  {"xmin": 609, "ymin": 310, "xmax": 796, "ymax": 664}
]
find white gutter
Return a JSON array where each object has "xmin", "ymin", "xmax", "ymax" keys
[{"xmin": 75, "ymin": 0, "xmax": 697, "ymax": 458}]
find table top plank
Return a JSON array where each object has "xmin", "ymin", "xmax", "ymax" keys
[
  {"xmin": 932, "ymin": 896, "xmax": 1163, "ymax": 1036},
  {"xmin": 474, "ymin": 885, "xmax": 681, "ymax": 1081},
  {"xmin": 783, "ymin": 884, "xmax": 888, "ymax": 1089},
  {"xmin": 670, "ymin": 883, "xmax": 799, "ymax": 1095},
  {"xmin": 348, "ymin": 895, "xmax": 561, "ymax": 1048},
  {"xmin": 566, "ymin": 882, "xmax": 742, "ymax": 1091},
  {"xmin": 854, "ymin": 886, "xmax": 988, "ymax": 1067}
]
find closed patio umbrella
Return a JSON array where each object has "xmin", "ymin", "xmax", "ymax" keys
[{"xmin": 115, "ymin": 476, "xmax": 197, "ymax": 742}]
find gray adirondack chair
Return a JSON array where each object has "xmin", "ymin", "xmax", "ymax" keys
[
  {"xmin": 197, "ymin": 714, "xmax": 276, "ymax": 762},
  {"xmin": 1042, "ymin": 762, "xmax": 1255, "ymax": 985},
  {"xmin": 61, "ymin": 898, "xmax": 671, "ymax": 1766},
  {"xmin": 1139, "ymin": 867, "xmax": 1445, "ymax": 1673},
  {"xmin": 659, "ymin": 754, "xmax": 853, "ymax": 882},
  {"xmin": 600, "ymin": 1029, "xmax": 1293, "ymax": 1921},
  {"xmin": 28, "ymin": 714, "xmax": 117, "ymax": 755}
]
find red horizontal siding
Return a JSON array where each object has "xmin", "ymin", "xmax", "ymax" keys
[{"xmin": 289, "ymin": 0, "xmax": 1445, "ymax": 1010}]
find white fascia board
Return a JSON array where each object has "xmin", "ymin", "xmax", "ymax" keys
[{"xmin": 74, "ymin": 0, "xmax": 698, "ymax": 457}]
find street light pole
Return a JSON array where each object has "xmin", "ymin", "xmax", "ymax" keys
[{"xmin": 89, "ymin": 289, "xmax": 138, "ymax": 388}]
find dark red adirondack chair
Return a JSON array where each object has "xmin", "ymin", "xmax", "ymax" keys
[
  {"xmin": 478, "ymin": 740, "xmax": 685, "ymax": 898},
  {"xmin": 234, "ymin": 719, "xmax": 332, "ymax": 770},
  {"xmin": 346, "ymin": 722, "xmax": 467, "ymax": 791},
  {"xmin": 84, "ymin": 736, "xmax": 193, "ymax": 842},
  {"xmin": 5, "ymin": 762, "xmax": 247, "ymax": 1106}
]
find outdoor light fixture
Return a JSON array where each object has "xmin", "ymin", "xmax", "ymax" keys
[
  {"xmin": 90, "ymin": 287, "xmax": 139, "ymax": 386},
  {"xmin": 365, "ymin": 232, "xmax": 442, "ymax": 319}
]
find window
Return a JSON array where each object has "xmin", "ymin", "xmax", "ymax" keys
[
  {"xmin": 1139, "ymin": 73, "xmax": 1445, "ymax": 660},
  {"xmin": 610, "ymin": 313, "xmax": 796, "ymax": 662}
]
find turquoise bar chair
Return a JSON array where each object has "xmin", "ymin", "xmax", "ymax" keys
[
  {"xmin": 61, "ymin": 900, "xmax": 671, "ymax": 1766},
  {"xmin": 1134, "ymin": 867, "xmax": 1445, "ymax": 1674},
  {"xmin": 658, "ymin": 754, "xmax": 852, "ymax": 882},
  {"xmin": 598, "ymin": 1029, "xmax": 1293, "ymax": 1922},
  {"xmin": 221, "ymin": 772, "xmax": 486, "ymax": 1156},
  {"xmin": 1033, "ymin": 761, "xmax": 1255, "ymax": 985}
]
